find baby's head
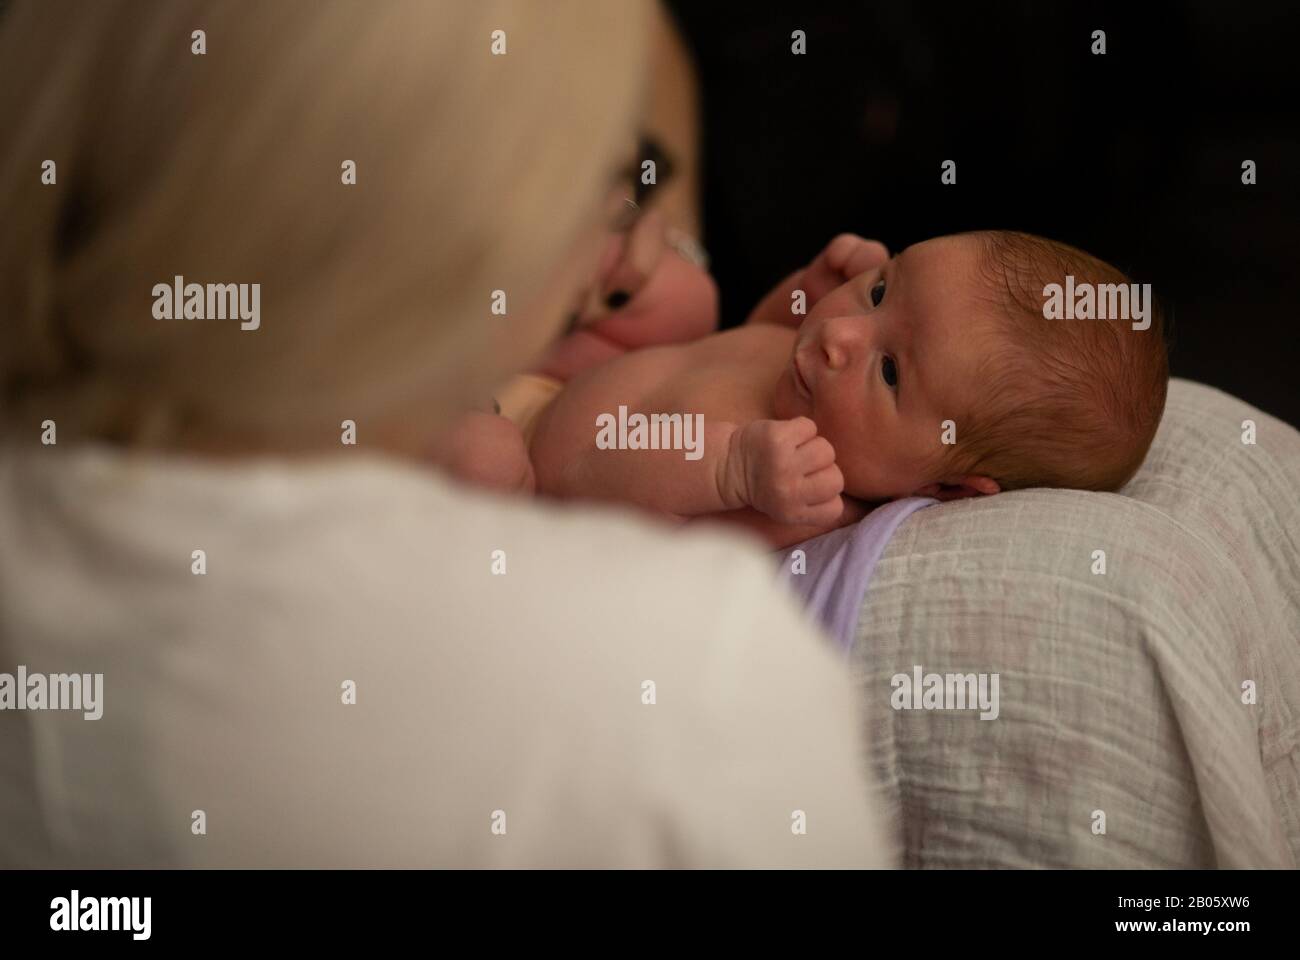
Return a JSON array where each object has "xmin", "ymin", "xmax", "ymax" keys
[{"xmin": 772, "ymin": 230, "xmax": 1169, "ymax": 501}]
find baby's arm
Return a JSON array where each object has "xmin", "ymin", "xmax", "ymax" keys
[{"xmin": 535, "ymin": 416, "xmax": 844, "ymax": 529}]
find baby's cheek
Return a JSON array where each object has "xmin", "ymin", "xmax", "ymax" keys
[
  {"xmin": 821, "ymin": 408, "xmax": 895, "ymax": 496},
  {"xmin": 822, "ymin": 422, "xmax": 871, "ymax": 481},
  {"xmin": 844, "ymin": 445, "xmax": 880, "ymax": 493}
]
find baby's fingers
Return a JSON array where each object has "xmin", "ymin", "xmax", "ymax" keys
[
  {"xmin": 840, "ymin": 238, "xmax": 891, "ymax": 278},
  {"xmin": 794, "ymin": 492, "xmax": 845, "ymax": 529},
  {"xmin": 801, "ymin": 463, "xmax": 845, "ymax": 507},
  {"xmin": 802, "ymin": 235, "xmax": 892, "ymax": 305},
  {"xmin": 826, "ymin": 234, "xmax": 890, "ymax": 276},
  {"xmin": 800, "ymin": 253, "xmax": 845, "ymax": 304},
  {"xmin": 780, "ymin": 416, "xmax": 821, "ymax": 446},
  {"xmin": 795, "ymin": 434, "xmax": 837, "ymax": 473}
]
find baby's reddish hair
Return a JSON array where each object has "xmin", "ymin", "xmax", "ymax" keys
[{"xmin": 941, "ymin": 231, "xmax": 1170, "ymax": 492}]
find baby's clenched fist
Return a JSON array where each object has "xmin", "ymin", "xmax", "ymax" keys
[{"xmin": 733, "ymin": 417, "xmax": 844, "ymax": 526}]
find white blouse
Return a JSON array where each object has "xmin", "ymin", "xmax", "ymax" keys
[{"xmin": 0, "ymin": 446, "xmax": 892, "ymax": 867}]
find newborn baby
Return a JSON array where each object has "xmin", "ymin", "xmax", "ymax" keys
[{"xmin": 440, "ymin": 230, "xmax": 1169, "ymax": 548}]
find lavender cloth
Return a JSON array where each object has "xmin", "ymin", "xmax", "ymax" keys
[{"xmin": 779, "ymin": 497, "xmax": 939, "ymax": 656}]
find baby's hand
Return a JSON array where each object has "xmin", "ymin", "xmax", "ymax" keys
[
  {"xmin": 731, "ymin": 417, "xmax": 844, "ymax": 526},
  {"xmin": 801, "ymin": 234, "xmax": 891, "ymax": 303},
  {"xmin": 743, "ymin": 233, "xmax": 889, "ymax": 327}
]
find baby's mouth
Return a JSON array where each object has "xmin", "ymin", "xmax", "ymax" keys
[{"xmin": 792, "ymin": 352, "xmax": 813, "ymax": 400}]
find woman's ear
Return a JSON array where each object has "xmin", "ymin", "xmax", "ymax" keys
[{"xmin": 912, "ymin": 475, "xmax": 1001, "ymax": 501}]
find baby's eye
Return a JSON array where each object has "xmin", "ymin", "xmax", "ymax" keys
[
  {"xmin": 870, "ymin": 279, "xmax": 886, "ymax": 307},
  {"xmin": 881, "ymin": 355, "xmax": 898, "ymax": 389}
]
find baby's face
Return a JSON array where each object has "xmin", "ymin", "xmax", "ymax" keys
[{"xmin": 772, "ymin": 234, "xmax": 996, "ymax": 499}]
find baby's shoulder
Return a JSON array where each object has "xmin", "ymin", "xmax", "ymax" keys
[{"xmin": 668, "ymin": 322, "xmax": 793, "ymax": 367}]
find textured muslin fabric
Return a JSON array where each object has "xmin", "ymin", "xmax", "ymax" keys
[
  {"xmin": 0, "ymin": 448, "xmax": 894, "ymax": 868},
  {"xmin": 855, "ymin": 378, "xmax": 1300, "ymax": 868}
]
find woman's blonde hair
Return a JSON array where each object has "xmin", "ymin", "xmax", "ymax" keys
[{"xmin": 0, "ymin": 0, "xmax": 647, "ymax": 450}]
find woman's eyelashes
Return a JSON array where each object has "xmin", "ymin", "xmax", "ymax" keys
[
  {"xmin": 880, "ymin": 355, "xmax": 899, "ymax": 389},
  {"xmin": 870, "ymin": 278, "xmax": 886, "ymax": 307}
]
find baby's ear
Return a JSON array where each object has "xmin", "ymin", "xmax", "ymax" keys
[{"xmin": 913, "ymin": 475, "xmax": 1000, "ymax": 501}]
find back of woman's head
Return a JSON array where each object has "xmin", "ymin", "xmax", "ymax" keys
[{"xmin": 0, "ymin": 0, "xmax": 646, "ymax": 451}]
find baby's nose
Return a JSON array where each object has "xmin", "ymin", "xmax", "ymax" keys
[{"xmin": 820, "ymin": 316, "xmax": 867, "ymax": 370}]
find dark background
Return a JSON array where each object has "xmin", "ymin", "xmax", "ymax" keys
[{"xmin": 664, "ymin": 0, "xmax": 1299, "ymax": 426}]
